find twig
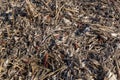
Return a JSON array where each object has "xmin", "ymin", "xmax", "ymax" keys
[{"xmin": 55, "ymin": 3, "xmax": 65, "ymax": 25}]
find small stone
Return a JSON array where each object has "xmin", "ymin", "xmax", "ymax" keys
[
  {"xmin": 63, "ymin": 18, "xmax": 72, "ymax": 26},
  {"xmin": 111, "ymin": 33, "xmax": 118, "ymax": 37}
]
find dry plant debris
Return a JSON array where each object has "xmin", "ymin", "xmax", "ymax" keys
[{"xmin": 0, "ymin": 0, "xmax": 120, "ymax": 80}]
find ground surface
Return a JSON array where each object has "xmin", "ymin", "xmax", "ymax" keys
[{"xmin": 0, "ymin": 0, "xmax": 120, "ymax": 80}]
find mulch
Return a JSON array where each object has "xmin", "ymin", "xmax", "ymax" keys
[{"xmin": 0, "ymin": 0, "xmax": 120, "ymax": 80}]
